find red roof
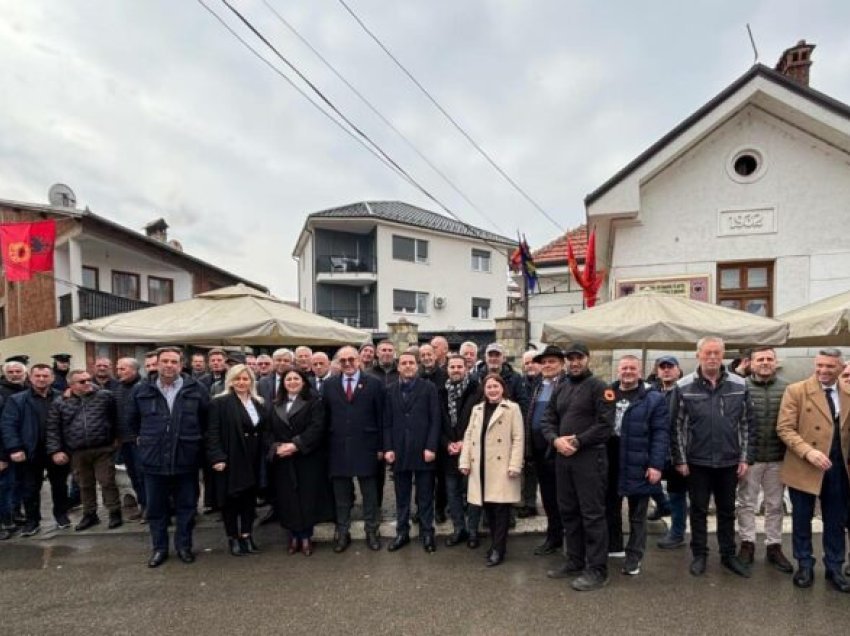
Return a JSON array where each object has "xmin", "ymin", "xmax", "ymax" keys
[{"xmin": 532, "ymin": 224, "xmax": 587, "ymax": 266}]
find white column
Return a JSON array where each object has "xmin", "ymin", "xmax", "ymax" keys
[{"xmin": 68, "ymin": 237, "xmax": 83, "ymax": 320}]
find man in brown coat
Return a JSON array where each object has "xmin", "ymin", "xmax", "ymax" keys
[{"xmin": 777, "ymin": 348, "xmax": 850, "ymax": 593}]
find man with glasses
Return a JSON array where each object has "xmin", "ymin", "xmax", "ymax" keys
[
  {"xmin": 322, "ymin": 345, "xmax": 385, "ymax": 553},
  {"xmin": 310, "ymin": 352, "xmax": 333, "ymax": 393},
  {"xmin": 255, "ymin": 354, "xmax": 274, "ymax": 378},
  {"xmin": 46, "ymin": 369, "xmax": 122, "ymax": 532}
]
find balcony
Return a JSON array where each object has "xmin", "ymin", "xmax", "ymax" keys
[
  {"xmin": 317, "ymin": 309, "xmax": 377, "ymax": 330},
  {"xmin": 315, "ymin": 254, "xmax": 377, "ymax": 286},
  {"xmin": 59, "ymin": 288, "xmax": 155, "ymax": 326}
]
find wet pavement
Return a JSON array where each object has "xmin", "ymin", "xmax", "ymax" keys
[{"xmin": 1, "ymin": 527, "xmax": 846, "ymax": 635}]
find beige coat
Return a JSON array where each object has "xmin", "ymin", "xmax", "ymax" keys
[
  {"xmin": 777, "ymin": 375, "xmax": 850, "ymax": 495},
  {"xmin": 459, "ymin": 399, "xmax": 524, "ymax": 506}
]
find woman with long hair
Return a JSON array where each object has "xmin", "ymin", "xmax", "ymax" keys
[
  {"xmin": 459, "ymin": 373, "xmax": 524, "ymax": 567},
  {"xmin": 206, "ymin": 363, "xmax": 267, "ymax": 556},
  {"xmin": 266, "ymin": 369, "xmax": 334, "ymax": 555}
]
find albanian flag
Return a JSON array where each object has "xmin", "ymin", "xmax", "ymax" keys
[
  {"xmin": 510, "ymin": 233, "xmax": 538, "ymax": 293},
  {"xmin": 567, "ymin": 226, "xmax": 604, "ymax": 307},
  {"xmin": 0, "ymin": 220, "xmax": 57, "ymax": 282}
]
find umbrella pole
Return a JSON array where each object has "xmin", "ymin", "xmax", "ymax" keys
[{"xmin": 641, "ymin": 346, "xmax": 648, "ymax": 378}]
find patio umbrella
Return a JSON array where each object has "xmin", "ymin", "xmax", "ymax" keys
[
  {"xmin": 68, "ymin": 284, "xmax": 371, "ymax": 346},
  {"xmin": 776, "ymin": 289, "xmax": 850, "ymax": 347}
]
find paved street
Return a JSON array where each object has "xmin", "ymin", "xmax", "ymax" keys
[{"xmin": 1, "ymin": 525, "xmax": 846, "ymax": 636}]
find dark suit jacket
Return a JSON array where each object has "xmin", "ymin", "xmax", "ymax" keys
[
  {"xmin": 257, "ymin": 374, "xmax": 280, "ymax": 406},
  {"xmin": 384, "ymin": 379, "xmax": 440, "ymax": 472},
  {"xmin": 322, "ymin": 373, "xmax": 385, "ymax": 477}
]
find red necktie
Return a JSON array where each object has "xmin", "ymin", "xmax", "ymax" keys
[{"xmin": 345, "ymin": 377, "xmax": 354, "ymax": 401}]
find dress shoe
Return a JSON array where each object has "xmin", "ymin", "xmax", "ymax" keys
[
  {"xmin": 108, "ymin": 511, "xmax": 123, "ymax": 529},
  {"xmin": 244, "ymin": 536, "xmax": 260, "ymax": 553},
  {"xmin": 238, "ymin": 538, "xmax": 252, "ymax": 555},
  {"xmin": 486, "ymin": 551, "xmax": 504, "ymax": 567},
  {"xmin": 657, "ymin": 534, "xmax": 685, "ymax": 550},
  {"xmin": 534, "ymin": 539, "xmax": 563, "ymax": 556},
  {"xmin": 55, "ymin": 513, "xmax": 72, "ymax": 529},
  {"xmin": 737, "ymin": 541, "xmax": 754, "ymax": 565},
  {"xmin": 229, "ymin": 538, "xmax": 247, "ymax": 556},
  {"xmin": 571, "ymin": 569, "xmax": 609, "ymax": 591},
  {"xmin": 423, "ymin": 534, "xmax": 436, "ymax": 553},
  {"xmin": 445, "ymin": 529, "xmax": 469, "ymax": 547},
  {"xmin": 387, "ymin": 534, "xmax": 410, "ymax": 552},
  {"xmin": 547, "ymin": 562, "xmax": 584, "ymax": 579},
  {"xmin": 766, "ymin": 544, "xmax": 793, "ymax": 574},
  {"xmin": 721, "ymin": 555, "xmax": 751, "ymax": 578},
  {"xmin": 333, "ymin": 532, "xmax": 351, "ymax": 553},
  {"xmin": 435, "ymin": 509, "xmax": 447, "ymax": 524},
  {"xmin": 288, "ymin": 537, "xmax": 300, "ymax": 556},
  {"xmin": 467, "ymin": 533, "xmax": 480, "ymax": 549},
  {"xmin": 689, "ymin": 555, "xmax": 707, "ymax": 576},
  {"xmin": 301, "ymin": 538, "xmax": 313, "ymax": 557},
  {"xmin": 365, "ymin": 531, "xmax": 381, "ymax": 551},
  {"xmin": 177, "ymin": 548, "xmax": 195, "ymax": 564},
  {"xmin": 825, "ymin": 570, "xmax": 850, "ymax": 593},
  {"xmin": 147, "ymin": 551, "xmax": 168, "ymax": 568},
  {"xmin": 793, "ymin": 566, "xmax": 814, "ymax": 588},
  {"xmin": 75, "ymin": 513, "xmax": 100, "ymax": 532}
]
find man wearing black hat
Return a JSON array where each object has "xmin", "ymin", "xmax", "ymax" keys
[
  {"xmin": 541, "ymin": 342, "xmax": 615, "ymax": 592},
  {"xmin": 51, "ymin": 354, "xmax": 72, "ymax": 392},
  {"xmin": 527, "ymin": 345, "xmax": 566, "ymax": 555}
]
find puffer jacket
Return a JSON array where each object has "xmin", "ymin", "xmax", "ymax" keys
[
  {"xmin": 672, "ymin": 366, "xmax": 755, "ymax": 468},
  {"xmin": 45, "ymin": 389, "xmax": 118, "ymax": 453},
  {"xmin": 746, "ymin": 374, "xmax": 788, "ymax": 463},
  {"xmin": 613, "ymin": 382, "xmax": 670, "ymax": 496}
]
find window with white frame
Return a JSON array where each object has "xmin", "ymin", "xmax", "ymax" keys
[
  {"xmin": 392, "ymin": 235, "xmax": 428, "ymax": 263},
  {"xmin": 472, "ymin": 297, "xmax": 491, "ymax": 319},
  {"xmin": 471, "ymin": 248, "xmax": 491, "ymax": 272},
  {"xmin": 393, "ymin": 289, "xmax": 429, "ymax": 314}
]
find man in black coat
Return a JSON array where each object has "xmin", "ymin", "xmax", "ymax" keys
[
  {"xmin": 418, "ymin": 343, "xmax": 448, "ymax": 523},
  {"xmin": 385, "ymin": 352, "xmax": 441, "ymax": 553},
  {"xmin": 126, "ymin": 347, "xmax": 210, "ymax": 568},
  {"xmin": 322, "ymin": 345, "xmax": 385, "ymax": 553},
  {"xmin": 115, "ymin": 357, "xmax": 145, "ymax": 519}
]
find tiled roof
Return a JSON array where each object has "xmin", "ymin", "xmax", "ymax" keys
[
  {"xmin": 309, "ymin": 201, "xmax": 515, "ymax": 245},
  {"xmin": 532, "ymin": 224, "xmax": 587, "ymax": 266}
]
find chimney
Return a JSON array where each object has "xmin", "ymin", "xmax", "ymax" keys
[
  {"xmin": 144, "ymin": 218, "xmax": 169, "ymax": 242},
  {"xmin": 775, "ymin": 39, "xmax": 815, "ymax": 87}
]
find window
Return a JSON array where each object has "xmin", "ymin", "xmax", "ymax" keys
[
  {"xmin": 82, "ymin": 266, "xmax": 99, "ymax": 290},
  {"xmin": 111, "ymin": 271, "xmax": 140, "ymax": 300},
  {"xmin": 148, "ymin": 276, "xmax": 174, "ymax": 305},
  {"xmin": 393, "ymin": 289, "xmax": 428, "ymax": 314},
  {"xmin": 472, "ymin": 297, "xmax": 491, "ymax": 319},
  {"xmin": 717, "ymin": 261, "xmax": 773, "ymax": 316},
  {"xmin": 392, "ymin": 235, "xmax": 428, "ymax": 263},
  {"xmin": 471, "ymin": 249, "xmax": 491, "ymax": 272}
]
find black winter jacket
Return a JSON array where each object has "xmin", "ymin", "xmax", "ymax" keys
[
  {"xmin": 540, "ymin": 370, "xmax": 614, "ymax": 451},
  {"xmin": 45, "ymin": 389, "xmax": 118, "ymax": 453}
]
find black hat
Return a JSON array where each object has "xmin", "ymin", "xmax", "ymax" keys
[
  {"xmin": 563, "ymin": 342, "xmax": 590, "ymax": 357},
  {"xmin": 5, "ymin": 355, "xmax": 29, "ymax": 365},
  {"xmin": 533, "ymin": 345, "xmax": 565, "ymax": 363},
  {"xmin": 51, "ymin": 353, "xmax": 72, "ymax": 362},
  {"xmin": 226, "ymin": 352, "xmax": 246, "ymax": 365}
]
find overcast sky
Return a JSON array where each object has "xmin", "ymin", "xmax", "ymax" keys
[{"xmin": 2, "ymin": 1, "xmax": 848, "ymax": 298}]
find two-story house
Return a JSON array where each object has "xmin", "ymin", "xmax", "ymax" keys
[{"xmin": 292, "ymin": 201, "xmax": 515, "ymax": 344}]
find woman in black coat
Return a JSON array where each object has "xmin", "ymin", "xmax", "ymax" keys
[
  {"xmin": 206, "ymin": 364, "xmax": 267, "ymax": 556},
  {"xmin": 266, "ymin": 369, "xmax": 334, "ymax": 556}
]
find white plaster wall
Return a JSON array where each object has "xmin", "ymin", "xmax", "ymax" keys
[
  {"xmin": 374, "ymin": 225, "xmax": 508, "ymax": 332},
  {"xmin": 297, "ymin": 236, "xmax": 314, "ymax": 310}
]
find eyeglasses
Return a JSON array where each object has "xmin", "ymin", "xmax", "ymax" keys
[
  {"xmin": 339, "ymin": 357, "xmax": 357, "ymax": 364},
  {"xmin": 258, "ymin": 362, "xmax": 271, "ymax": 366},
  {"xmin": 75, "ymin": 378, "xmax": 92, "ymax": 384}
]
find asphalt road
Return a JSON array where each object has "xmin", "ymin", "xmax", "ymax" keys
[{"xmin": 1, "ymin": 528, "xmax": 846, "ymax": 636}]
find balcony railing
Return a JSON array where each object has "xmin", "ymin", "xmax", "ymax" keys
[
  {"xmin": 59, "ymin": 288, "xmax": 155, "ymax": 326},
  {"xmin": 315, "ymin": 254, "xmax": 377, "ymax": 274},
  {"xmin": 317, "ymin": 309, "xmax": 377, "ymax": 330}
]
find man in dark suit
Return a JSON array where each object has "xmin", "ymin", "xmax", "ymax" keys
[
  {"xmin": 258, "ymin": 348, "xmax": 294, "ymax": 404},
  {"xmin": 384, "ymin": 352, "xmax": 441, "ymax": 553},
  {"xmin": 322, "ymin": 345, "xmax": 385, "ymax": 552}
]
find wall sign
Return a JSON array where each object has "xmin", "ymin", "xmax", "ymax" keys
[
  {"xmin": 717, "ymin": 207, "xmax": 777, "ymax": 237},
  {"xmin": 616, "ymin": 275, "xmax": 710, "ymax": 301}
]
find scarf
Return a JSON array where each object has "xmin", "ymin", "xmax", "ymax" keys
[{"xmin": 445, "ymin": 376, "xmax": 470, "ymax": 427}]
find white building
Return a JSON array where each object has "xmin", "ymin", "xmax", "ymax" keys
[
  {"xmin": 292, "ymin": 201, "xmax": 515, "ymax": 341},
  {"xmin": 586, "ymin": 41, "xmax": 850, "ymax": 330}
]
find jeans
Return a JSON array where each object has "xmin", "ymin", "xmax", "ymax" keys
[
  {"xmin": 444, "ymin": 472, "xmax": 467, "ymax": 533},
  {"xmin": 18, "ymin": 457, "xmax": 71, "ymax": 524},
  {"xmin": 532, "ymin": 444, "xmax": 562, "ymax": 544},
  {"xmin": 624, "ymin": 495, "xmax": 650, "ymax": 561},
  {"xmin": 688, "ymin": 464, "xmax": 738, "ymax": 558},
  {"xmin": 145, "ymin": 472, "xmax": 199, "ymax": 553},
  {"xmin": 121, "ymin": 442, "xmax": 146, "ymax": 508},
  {"xmin": 668, "ymin": 491, "xmax": 688, "ymax": 539},
  {"xmin": 0, "ymin": 464, "xmax": 16, "ymax": 523}
]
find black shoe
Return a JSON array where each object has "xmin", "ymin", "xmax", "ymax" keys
[
  {"xmin": 826, "ymin": 570, "xmax": 850, "ymax": 593},
  {"xmin": 445, "ymin": 529, "xmax": 469, "ymax": 547},
  {"xmin": 55, "ymin": 513, "xmax": 72, "ymax": 529},
  {"xmin": 333, "ymin": 531, "xmax": 351, "ymax": 553},
  {"xmin": 238, "ymin": 538, "xmax": 252, "ymax": 555},
  {"xmin": 147, "ymin": 550, "xmax": 168, "ymax": 568},
  {"xmin": 793, "ymin": 566, "xmax": 814, "ymax": 588},
  {"xmin": 690, "ymin": 555, "xmax": 707, "ymax": 576},
  {"xmin": 435, "ymin": 509, "xmax": 447, "ymax": 524},
  {"xmin": 365, "ymin": 531, "xmax": 381, "ymax": 551},
  {"xmin": 766, "ymin": 544, "xmax": 793, "ymax": 573},
  {"xmin": 621, "ymin": 556, "xmax": 642, "ymax": 575},
  {"xmin": 486, "ymin": 551, "xmax": 504, "ymax": 567},
  {"xmin": 177, "ymin": 548, "xmax": 195, "ymax": 564},
  {"xmin": 657, "ymin": 534, "xmax": 685, "ymax": 550},
  {"xmin": 229, "ymin": 538, "xmax": 246, "ymax": 556},
  {"xmin": 108, "ymin": 512, "xmax": 123, "ymax": 529},
  {"xmin": 387, "ymin": 534, "xmax": 410, "ymax": 552},
  {"xmin": 467, "ymin": 533, "xmax": 480, "ymax": 549},
  {"xmin": 571, "ymin": 569, "xmax": 609, "ymax": 591},
  {"xmin": 534, "ymin": 539, "xmax": 563, "ymax": 556},
  {"xmin": 75, "ymin": 514, "xmax": 100, "ymax": 532},
  {"xmin": 721, "ymin": 555, "xmax": 751, "ymax": 578},
  {"xmin": 244, "ymin": 536, "xmax": 260, "ymax": 553},
  {"xmin": 423, "ymin": 535, "xmax": 436, "ymax": 553},
  {"xmin": 547, "ymin": 562, "xmax": 584, "ymax": 579},
  {"xmin": 20, "ymin": 522, "xmax": 40, "ymax": 537}
]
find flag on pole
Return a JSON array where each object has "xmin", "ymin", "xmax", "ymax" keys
[
  {"xmin": 0, "ymin": 220, "xmax": 57, "ymax": 282},
  {"xmin": 510, "ymin": 233, "xmax": 538, "ymax": 293},
  {"xmin": 566, "ymin": 226, "xmax": 604, "ymax": 307}
]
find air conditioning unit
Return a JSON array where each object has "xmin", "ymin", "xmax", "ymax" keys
[{"xmin": 433, "ymin": 296, "xmax": 447, "ymax": 309}]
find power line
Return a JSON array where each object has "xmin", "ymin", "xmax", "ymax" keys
[
  {"xmin": 259, "ymin": 0, "xmax": 509, "ymax": 237},
  {"xmin": 336, "ymin": 0, "xmax": 566, "ymax": 235}
]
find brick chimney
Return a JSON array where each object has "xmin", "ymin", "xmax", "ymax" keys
[
  {"xmin": 775, "ymin": 39, "xmax": 815, "ymax": 87},
  {"xmin": 144, "ymin": 218, "xmax": 169, "ymax": 242}
]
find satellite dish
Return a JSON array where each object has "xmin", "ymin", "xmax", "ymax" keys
[{"xmin": 48, "ymin": 183, "xmax": 77, "ymax": 208}]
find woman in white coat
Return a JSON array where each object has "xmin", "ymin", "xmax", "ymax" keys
[{"xmin": 459, "ymin": 373, "xmax": 524, "ymax": 567}]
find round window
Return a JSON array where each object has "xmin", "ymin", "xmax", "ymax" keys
[
  {"xmin": 733, "ymin": 154, "xmax": 758, "ymax": 177},
  {"xmin": 727, "ymin": 148, "xmax": 766, "ymax": 183}
]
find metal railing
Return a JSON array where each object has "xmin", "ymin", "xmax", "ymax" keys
[
  {"xmin": 58, "ymin": 288, "xmax": 155, "ymax": 326},
  {"xmin": 315, "ymin": 254, "xmax": 377, "ymax": 274},
  {"xmin": 317, "ymin": 308, "xmax": 377, "ymax": 329}
]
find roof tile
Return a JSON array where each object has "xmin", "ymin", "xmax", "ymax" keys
[{"xmin": 532, "ymin": 225, "xmax": 587, "ymax": 266}]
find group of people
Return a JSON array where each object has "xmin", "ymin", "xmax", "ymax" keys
[{"xmin": 0, "ymin": 337, "xmax": 848, "ymax": 595}]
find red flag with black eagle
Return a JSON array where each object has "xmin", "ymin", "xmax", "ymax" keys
[{"xmin": 0, "ymin": 220, "xmax": 57, "ymax": 281}]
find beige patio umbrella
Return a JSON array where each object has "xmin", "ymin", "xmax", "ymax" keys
[
  {"xmin": 542, "ymin": 291, "xmax": 788, "ymax": 349},
  {"xmin": 68, "ymin": 284, "xmax": 371, "ymax": 346},
  {"xmin": 776, "ymin": 290, "xmax": 850, "ymax": 346}
]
